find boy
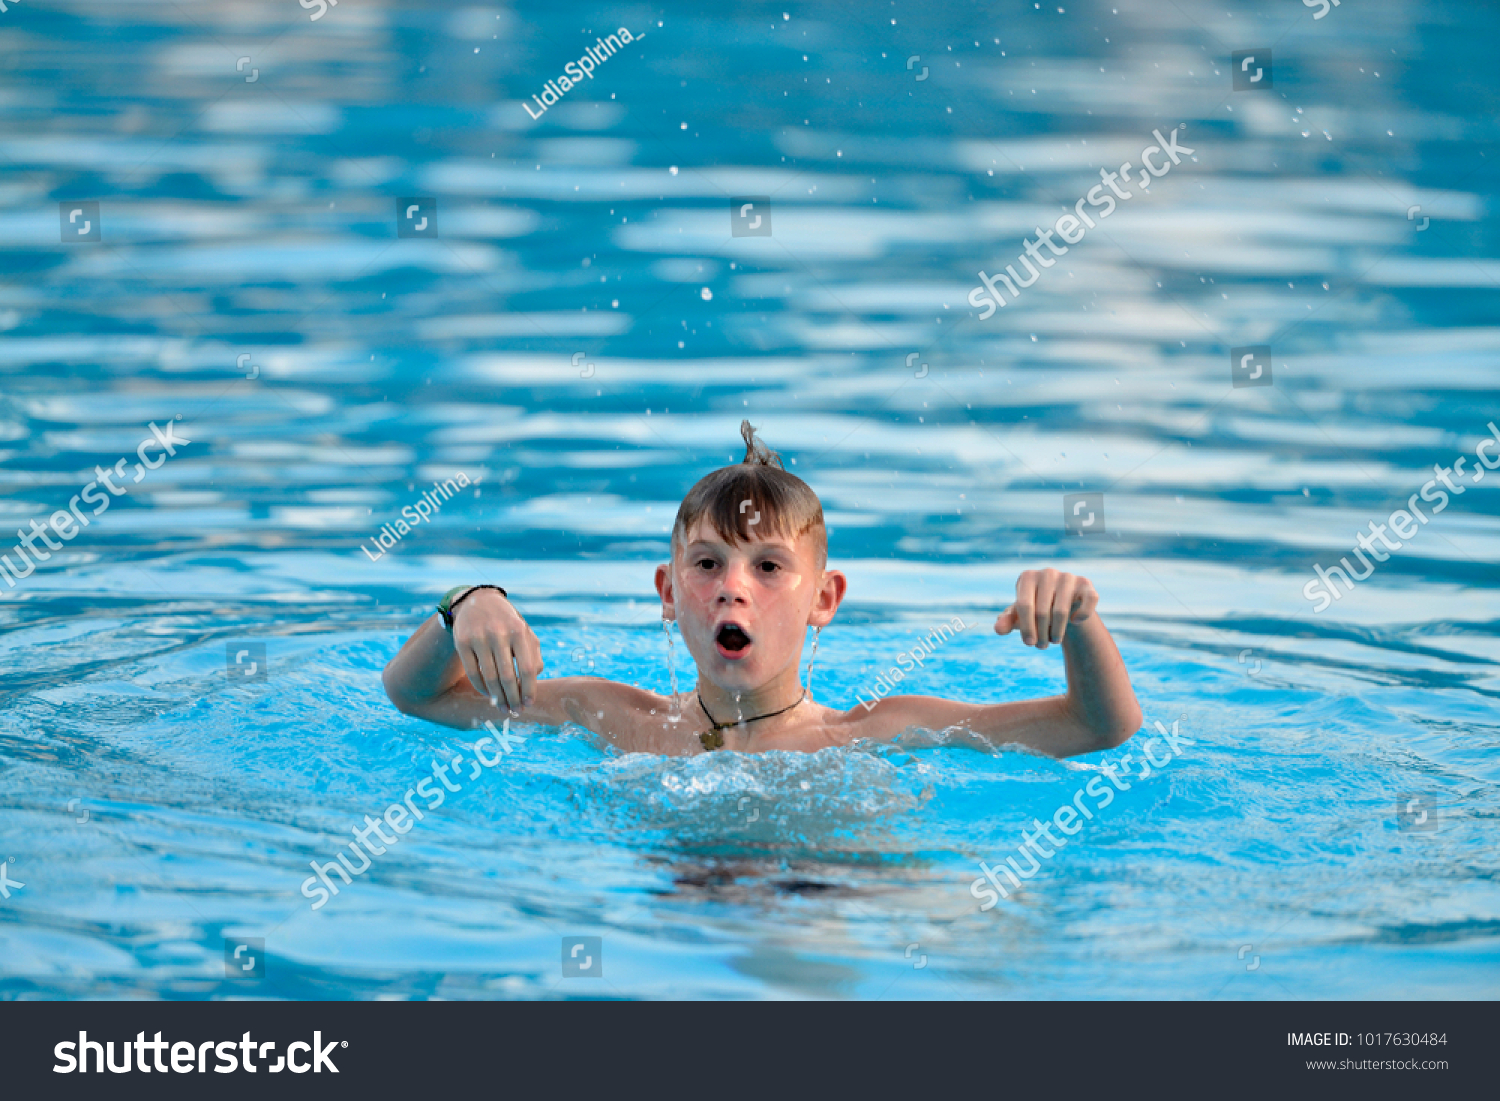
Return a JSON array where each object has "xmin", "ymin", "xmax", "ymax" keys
[{"xmin": 382, "ymin": 422, "xmax": 1142, "ymax": 757}]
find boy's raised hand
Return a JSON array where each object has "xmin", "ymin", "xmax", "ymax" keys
[
  {"xmin": 995, "ymin": 568, "xmax": 1099, "ymax": 649},
  {"xmin": 450, "ymin": 587, "xmax": 543, "ymax": 711}
]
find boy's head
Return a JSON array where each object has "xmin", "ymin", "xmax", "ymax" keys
[
  {"xmin": 670, "ymin": 420, "xmax": 826, "ymax": 568},
  {"xmin": 655, "ymin": 422, "xmax": 845, "ymax": 695}
]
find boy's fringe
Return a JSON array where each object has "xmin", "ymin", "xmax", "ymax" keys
[{"xmin": 670, "ymin": 421, "xmax": 826, "ymax": 567}]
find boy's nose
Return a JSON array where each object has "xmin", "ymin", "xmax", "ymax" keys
[{"xmin": 716, "ymin": 560, "xmax": 753, "ymax": 600}]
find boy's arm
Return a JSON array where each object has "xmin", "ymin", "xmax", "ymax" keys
[
  {"xmin": 853, "ymin": 570, "xmax": 1142, "ymax": 758},
  {"xmin": 380, "ymin": 587, "xmax": 610, "ymax": 732}
]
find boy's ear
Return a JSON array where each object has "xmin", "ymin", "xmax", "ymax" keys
[
  {"xmin": 809, "ymin": 568, "xmax": 847, "ymax": 628},
  {"xmin": 654, "ymin": 561, "xmax": 676, "ymax": 621}
]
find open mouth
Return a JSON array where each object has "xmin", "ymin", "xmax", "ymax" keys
[{"xmin": 715, "ymin": 622, "xmax": 752, "ymax": 658}]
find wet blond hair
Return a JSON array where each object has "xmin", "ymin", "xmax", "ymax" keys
[{"xmin": 670, "ymin": 420, "xmax": 827, "ymax": 568}]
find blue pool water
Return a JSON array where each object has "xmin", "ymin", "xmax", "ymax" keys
[{"xmin": 1, "ymin": 0, "xmax": 1497, "ymax": 999}]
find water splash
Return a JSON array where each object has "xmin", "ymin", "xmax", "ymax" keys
[
  {"xmin": 661, "ymin": 618, "xmax": 681, "ymax": 718},
  {"xmin": 803, "ymin": 625, "xmax": 821, "ymax": 699}
]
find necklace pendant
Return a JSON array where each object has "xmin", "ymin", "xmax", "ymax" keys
[{"xmin": 699, "ymin": 728, "xmax": 724, "ymax": 751}]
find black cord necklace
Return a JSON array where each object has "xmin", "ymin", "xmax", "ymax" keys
[{"xmin": 696, "ymin": 688, "xmax": 807, "ymax": 751}]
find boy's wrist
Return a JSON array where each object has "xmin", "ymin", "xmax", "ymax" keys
[{"xmin": 437, "ymin": 584, "xmax": 508, "ymax": 630}]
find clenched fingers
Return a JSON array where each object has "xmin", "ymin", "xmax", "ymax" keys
[
  {"xmin": 458, "ymin": 641, "xmax": 497, "ymax": 703},
  {"xmin": 1004, "ymin": 570, "xmax": 1098, "ymax": 649},
  {"xmin": 1013, "ymin": 587, "xmax": 1037, "ymax": 647},
  {"xmin": 1071, "ymin": 581, "xmax": 1099, "ymax": 622},
  {"xmin": 491, "ymin": 634, "xmax": 526, "ymax": 713},
  {"xmin": 515, "ymin": 628, "xmax": 543, "ymax": 707},
  {"xmin": 476, "ymin": 641, "xmax": 508, "ymax": 706},
  {"xmin": 1054, "ymin": 573, "xmax": 1090, "ymax": 645},
  {"xmin": 1033, "ymin": 570, "xmax": 1061, "ymax": 648}
]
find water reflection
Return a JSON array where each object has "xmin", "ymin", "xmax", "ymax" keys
[{"xmin": 0, "ymin": 0, "xmax": 1496, "ymax": 999}]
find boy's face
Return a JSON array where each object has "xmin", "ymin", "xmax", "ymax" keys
[{"xmin": 655, "ymin": 517, "xmax": 845, "ymax": 694}]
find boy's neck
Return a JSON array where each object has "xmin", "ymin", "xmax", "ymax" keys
[{"xmin": 693, "ymin": 671, "xmax": 808, "ymax": 731}]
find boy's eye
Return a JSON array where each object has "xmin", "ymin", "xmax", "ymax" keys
[
  {"xmin": 759, "ymin": 561, "xmax": 780, "ymax": 573},
  {"xmin": 696, "ymin": 558, "xmax": 717, "ymax": 570}
]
